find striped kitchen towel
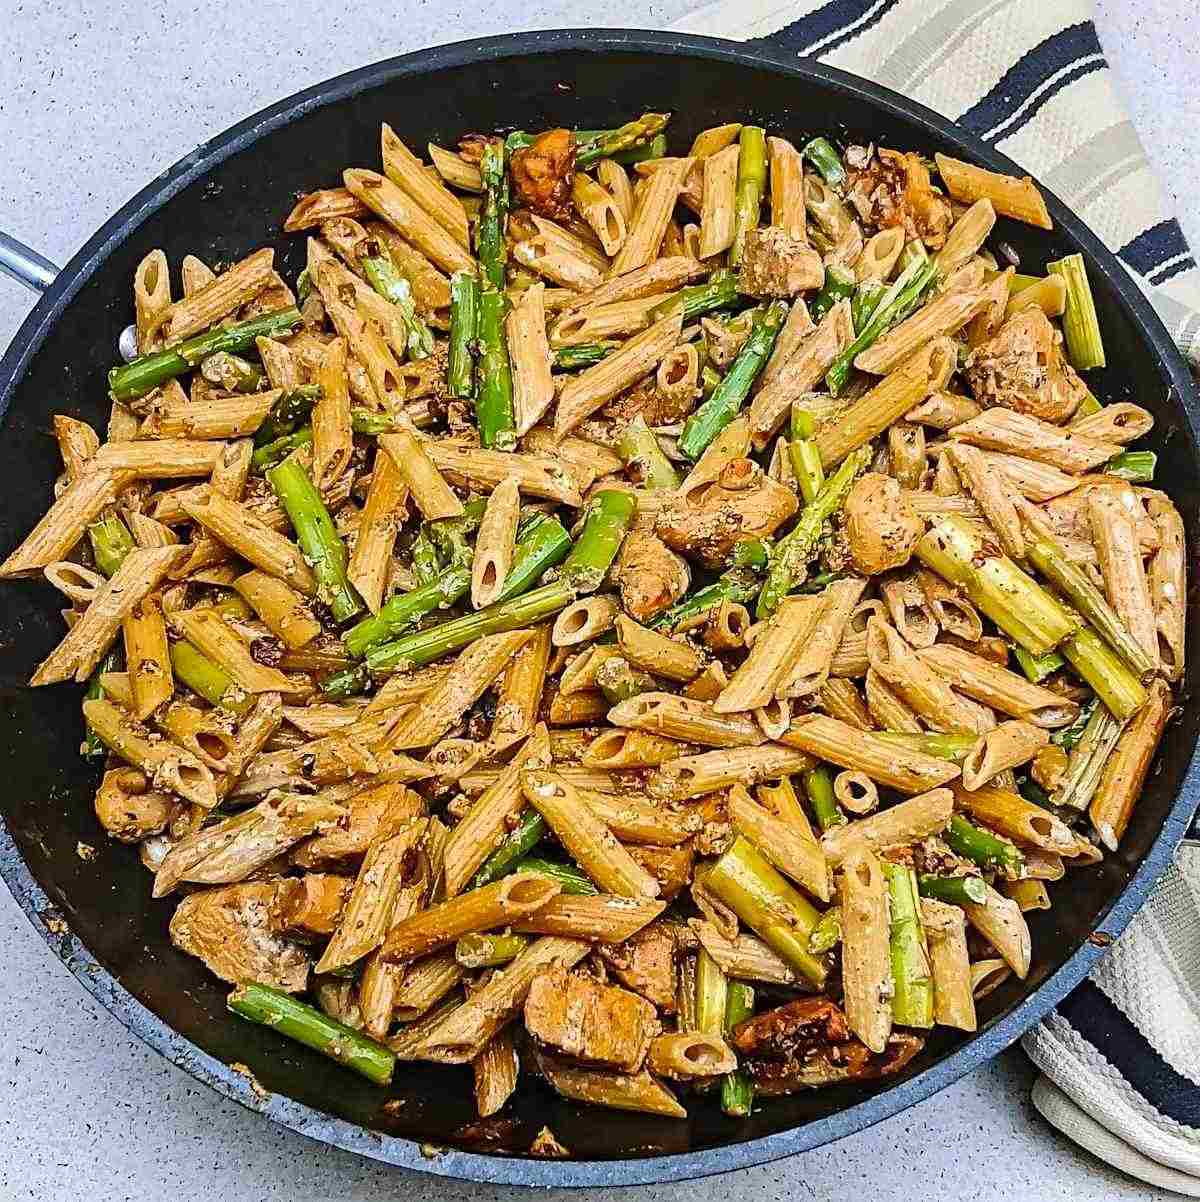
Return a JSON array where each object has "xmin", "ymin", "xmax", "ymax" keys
[
  {"xmin": 668, "ymin": 0, "xmax": 1200, "ymax": 1192},
  {"xmin": 672, "ymin": 0, "xmax": 1200, "ymax": 365}
]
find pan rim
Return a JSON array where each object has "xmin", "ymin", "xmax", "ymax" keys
[{"xmin": 1, "ymin": 27, "xmax": 1197, "ymax": 1188}]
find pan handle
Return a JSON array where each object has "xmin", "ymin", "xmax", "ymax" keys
[{"xmin": 0, "ymin": 231, "xmax": 59, "ymax": 293}]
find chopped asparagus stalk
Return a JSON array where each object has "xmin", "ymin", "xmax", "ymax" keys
[
  {"xmin": 801, "ymin": 136, "xmax": 847, "ymax": 190},
  {"xmin": 917, "ymin": 874, "xmax": 988, "ymax": 906},
  {"xmin": 448, "ymin": 270, "xmax": 480, "ymax": 399},
  {"xmin": 802, "ymin": 765, "xmax": 844, "ymax": 832},
  {"xmin": 1047, "ymin": 253, "xmax": 1105, "ymax": 370},
  {"xmin": 616, "ymin": 416, "xmax": 680, "ymax": 490},
  {"xmin": 559, "ymin": 489, "xmax": 637, "ymax": 593}
]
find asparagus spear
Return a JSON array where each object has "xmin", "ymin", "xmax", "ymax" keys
[
  {"xmin": 788, "ymin": 406, "xmax": 824, "ymax": 504},
  {"xmin": 1012, "ymin": 646, "xmax": 1065, "ymax": 684},
  {"xmin": 1051, "ymin": 697, "xmax": 1098, "ymax": 752},
  {"xmin": 802, "ymin": 765, "xmax": 845, "ymax": 832},
  {"xmin": 615, "ymin": 416, "xmax": 680, "ymax": 490},
  {"xmin": 266, "ymin": 458, "xmax": 363, "ymax": 624},
  {"xmin": 81, "ymin": 649, "xmax": 121, "ymax": 759},
  {"xmin": 87, "ymin": 513, "xmax": 135, "ymax": 577},
  {"xmin": 649, "ymin": 268, "xmax": 738, "ymax": 323},
  {"xmin": 455, "ymin": 931, "xmax": 530, "ymax": 968},
  {"xmin": 1060, "ymin": 626, "xmax": 1148, "ymax": 721},
  {"xmin": 595, "ymin": 656, "xmax": 658, "ymax": 705},
  {"xmin": 559, "ymin": 488, "xmax": 637, "ymax": 593},
  {"xmin": 1047, "ymin": 253, "xmax": 1105, "ymax": 370},
  {"xmin": 807, "ymin": 908, "xmax": 843, "ymax": 953},
  {"xmin": 801, "ymin": 136, "xmax": 847, "ymax": 190},
  {"xmin": 254, "ymin": 386, "xmax": 321, "ymax": 447},
  {"xmin": 471, "ymin": 810, "xmax": 548, "ymax": 888},
  {"xmin": 651, "ymin": 569, "xmax": 760, "ymax": 630},
  {"xmin": 318, "ymin": 663, "xmax": 372, "ymax": 700},
  {"xmin": 476, "ymin": 137, "xmax": 508, "ymax": 291},
  {"xmin": 495, "ymin": 512, "xmax": 572, "ymax": 602},
  {"xmin": 361, "ymin": 253, "xmax": 434, "ymax": 359},
  {"xmin": 476, "ymin": 288, "xmax": 517, "ymax": 450},
  {"xmin": 700, "ymin": 364, "xmax": 722, "ymax": 397},
  {"xmin": 109, "ymin": 306, "xmax": 302, "ymax": 402},
  {"xmin": 882, "ymin": 861, "xmax": 934, "ymax": 1028},
  {"xmin": 945, "ymin": 813, "xmax": 1024, "ymax": 875},
  {"xmin": 729, "ymin": 126, "xmax": 767, "ymax": 267},
  {"xmin": 448, "ymin": 270, "xmax": 479, "ymax": 399},
  {"xmin": 696, "ymin": 947, "xmax": 729, "ymax": 1037},
  {"xmin": 200, "ymin": 351, "xmax": 265, "ymax": 393},
  {"xmin": 513, "ymin": 855, "xmax": 600, "ymax": 896},
  {"xmin": 851, "ymin": 279, "xmax": 887, "ymax": 332},
  {"xmin": 756, "ymin": 443, "xmax": 871, "ymax": 619},
  {"xmin": 1105, "ymin": 450, "xmax": 1156, "ymax": 483},
  {"xmin": 227, "ymin": 983, "xmax": 395, "ymax": 1086},
  {"xmin": 917, "ymin": 874, "xmax": 988, "ymax": 906},
  {"xmin": 576, "ymin": 113, "xmax": 671, "ymax": 168},
  {"xmin": 366, "ymin": 581, "xmax": 576, "ymax": 672},
  {"xmin": 170, "ymin": 639, "xmax": 252, "ymax": 714},
  {"xmin": 1053, "ymin": 703, "xmax": 1126, "ymax": 810},
  {"xmin": 342, "ymin": 564, "xmax": 472, "ymax": 658},
  {"xmin": 731, "ymin": 538, "xmax": 770, "ymax": 570},
  {"xmin": 721, "ymin": 981, "xmax": 755, "ymax": 1117},
  {"xmin": 251, "ymin": 428, "xmax": 312, "ymax": 472},
  {"xmin": 610, "ymin": 132, "xmax": 668, "ymax": 165},
  {"xmin": 350, "ymin": 409, "xmax": 401, "ymax": 436},
  {"xmin": 811, "ymin": 264, "xmax": 856, "ymax": 321},
  {"xmin": 553, "ymin": 342, "xmax": 618, "ymax": 370},
  {"xmin": 678, "ymin": 300, "xmax": 787, "ymax": 461}
]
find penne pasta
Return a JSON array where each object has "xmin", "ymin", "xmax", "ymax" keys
[
  {"xmin": 820, "ymin": 787, "xmax": 955, "ymax": 866},
  {"xmin": 839, "ymin": 846, "xmax": 893, "ymax": 1052},
  {"xmin": 934, "ymin": 153, "xmax": 1053, "ymax": 230},
  {"xmin": 920, "ymin": 898, "xmax": 977, "ymax": 1031}
]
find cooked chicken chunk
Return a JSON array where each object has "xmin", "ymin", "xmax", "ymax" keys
[
  {"xmin": 616, "ymin": 530, "xmax": 690, "ymax": 622},
  {"xmin": 597, "ymin": 923, "xmax": 678, "ymax": 1011},
  {"xmin": 524, "ymin": 966, "xmax": 660, "ymax": 1071},
  {"xmin": 291, "ymin": 781, "xmax": 424, "ymax": 869},
  {"xmin": 94, "ymin": 767, "xmax": 181, "ymax": 842},
  {"xmin": 510, "ymin": 128, "xmax": 576, "ymax": 220},
  {"xmin": 964, "ymin": 308, "xmax": 1090, "ymax": 423},
  {"xmin": 843, "ymin": 472, "xmax": 924, "ymax": 574},
  {"xmin": 750, "ymin": 1032, "xmax": 925, "ymax": 1093},
  {"xmin": 846, "ymin": 146, "xmax": 953, "ymax": 249},
  {"xmin": 738, "ymin": 226, "xmax": 824, "ymax": 299},
  {"xmin": 269, "ymin": 873, "xmax": 352, "ymax": 938}
]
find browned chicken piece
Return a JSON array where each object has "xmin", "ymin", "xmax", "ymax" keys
[
  {"xmin": 269, "ymin": 873, "xmax": 353, "ymax": 938},
  {"xmin": 737, "ymin": 227, "xmax": 824, "ymax": 299},
  {"xmin": 94, "ymin": 767, "xmax": 181, "ymax": 842},
  {"xmin": 656, "ymin": 458, "xmax": 798, "ymax": 568},
  {"xmin": 524, "ymin": 966, "xmax": 660, "ymax": 1071},
  {"xmin": 604, "ymin": 376, "xmax": 696, "ymax": 427},
  {"xmin": 964, "ymin": 308, "xmax": 1090, "ymax": 423},
  {"xmin": 598, "ymin": 922, "xmax": 678, "ymax": 1011},
  {"xmin": 510, "ymin": 129, "xmax": 577, "ymax": 220},
  {"xmin": 751, "ymin": 1033, "xmax": 925, "ymax": 1094},
  {"xmin": 291, "ymin": 781, "xmax": 424, "ymax": 870},
  {"xmin": 1031, "ymin": 743, "xmax": 1069, "ymax": 793},
  {"xmin": 701, "ymin": 316, "xmax": 751, "ymax": 370},
  {"xmin": 628, "ymin": 843, "xmax": 694, "ymax": 902},
  {"xmin": 843, "ymin": 472, "xmax": 924, "ymax": 574},
  {"xmin": 731, "ymin": 997, "xmax": 850, "ymax": 1059},
  {"xmin": 845, "ymin": 146, "xmax": 953, "ymax": 249},
  {"xmin": 170, "ymin": 881, "xmax": 310, "ymax": 992},
  {"xmin": 616, "ymin": 529, "xmax": 690, "ymax": 621}
]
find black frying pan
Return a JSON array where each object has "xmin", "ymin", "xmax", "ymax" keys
[{"xmin": 0, "ymin": 29, "xmax": 1196, "ymax": 1189}]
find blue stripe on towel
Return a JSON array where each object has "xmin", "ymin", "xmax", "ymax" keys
[
  {"xmin": 1119, "ymin": 219, "xmax": 1193, "ymax": 277},
  {"xmin": 750, "ymin": 0, "xmax": 884, "ymax": 55},
  {"xmin": 1058, "ymin": 980, "xmax": 1200, "ymax": 1129}
]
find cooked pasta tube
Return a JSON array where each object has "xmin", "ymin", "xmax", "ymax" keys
[
  {"xmin": 123, "ymin": 594, "xmax": 173, "ymax": 720},
  {"xmin": 1145, "ymin": 494, "xmax": 1185, "ymax": 680},
  {"xmin": 820, "ymin": 788, "xmax": 955, "ymax": 866},
  {"xmin": 534, "ymin": 1048, "xmax": 686, "ymax": 1119},
  {"xmin": 1070, "ymin": 402, "xmax": 1154, "ymax": 445},
  {"xmin": 83, "ymin": 698, "xmax": 219, "ymax": 810},
  {"xmin": 920, "ymin": 898, "xmax": 977, "ymax": 1031},
  {"xmin": 608, "ymin": 692, "xmax": 763, "ymax": 748},
  {"xmin": 960, "ymin": 722, "xmax": 1050, "ymax": 791},
  {"xmin": 549, "ymin": 689, "xmax": 609, "ymax": 725},
  {"xmin": 133, "ymin": 249, "xmax": 171, "ymax": 353},
  {"xmin": 32, "ymin": 545, "xmax": 183, "ymax": 685},
  {"xmin": 916, "ymin": 570, "xmax": 983, "ymax": 642},
  {"xmin": 345, "ymin": 452, "xmax": 408, "ymax": 616},
  {"xmin": 522, "ymin": 770, "xmax": 660, "ymax": 898},
  {"xmin": 1088, "ymin": 486, "xmax": 1159, "ymax": 672},
  {"xmin": 648, "ymin": 1032, "xmax": 737, "ymax": 1080},
  {"xmin": 232, "ymin": 571, "xmax": 322, "ymax": 650},
  {"xmin": 962, "ymin": 882, "xmax": 1031, "ymax": 978},
  {"xmin": 777, "ymin": 579, "xmax": 868, "ymax": 698},
  {"xmin": 1003, "ymin": 878, "xmax": 1051, "ymax": 912},
  {"xmin": 904, "ymin": 390, "xmax": 982, "ymax": 431},
  {"xmin": 878, "ymin": 575, "xmax": 937, "ymax": 649},
  {"xmin": 513, "ymin": 236, "xmax": 603, "ymax": 291},
  {"xmin": 422, "ymin": 439, "xmax": 583, "ymax": 507},
  {"xmin": 728, "ymin": 784, "xmax": 830, "ymax": 902},
  {"xmin": 612, "ymin": 156, "xmax": 695, "ymax": 275},
  {"xmin": 573, "ymin": 171, "xmax": 627, "ymax": 256},
  {"xmin": 595, "ymin": 158, "xmax": 635, "ymax": 221},
  {"xmin": 377, "ymin": 429, "xmax": 463, "ymax": 520},
  {"xmin": 45, "ymin": 561, "xmax": 105, "ymax": 605},
  {"xmin": 833, "ymin": 771, "xmax": 878, "ymax": 815},
  {"xmin": 689, "ymin": 919, "xmax": 803, "ymax": 987},
  {"xmin": 817, "ymin": 678, "xmax": 874, "ymax": 731},
  {"xmin": 838, "ymin": 846, "xmax": 893, "ymax": 1052},
  {"xmin": 311, "ymin": 337, "xmax": 353, "ymax": 490},
  {"xmin": 581, "ymin": 728, "xmax": 693, "ymax": 769},
  {"xmin": 855, "ymin": 287, "xmax": 985, "ymax": 376},
  {"xmin": 471, "ymin": 478, "xmax": 520, "ymax": 610},
  {"xmin": 550, "ymin": 295, "xmax": 664, "ymax": 346},
  {"xmin": 616, "ymin": 614, "xmax": 704, "ymax": 682},
  {"xmin": 552, "ymin": 595, "xmax": 620, "ymax": 647},
  {"xmin": 485, "ymin": 627, "xmax": 552, "ymax": 758},
  {"xmin": 945, "ymin": 443, "xmax": 1024, "ymax": 559},
  {"xmin": 156, "ymin": 248, "xmax": 274, "ymax": 345},
  {"xmin": 171, "ymin": 608, "xmax": 303, "ymax": 695},
  {"xmin": 951, "ymin": 782, "xmax": 1076, "ymax": 853},
  {"xmin": 887, "ymin": 420, "xmax": 926, "ymax": 490},
  {"xmin": 380, "ymin": 123, "xmax": 470, "ymax": 248},
  {"xmin": 715, "ymin": 595, "xmax": 826, "ymax": 712},
  {"xmin": 513, "ymin": 894, "xmax": 666, "ymax": 942},
  {"xmin": 393, "ymin": 952, "xmax": 464, "ymax": 1022},
  {"xmin": 506, "ymin": 283, "xmax": 555, "ymax": 437},
  {"xmin": 949, "ymin": 407, "xmax": 1119, "ymax": 475},
  {"xmin": 1090, "ymin": 679, "xmax": 1172, "ymax": 850},
  {"xmin": 933, "ymin": 154, "xmax": 1052, "ymax": 230},
  {"xmin": 699, "ymin": 144, "xmax": 739, "ymax": 259}
]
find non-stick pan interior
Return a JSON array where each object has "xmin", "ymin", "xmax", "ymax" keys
[{"xmin": 1, "ymin": 35, "xmax": 1196, "ymax": 1176}]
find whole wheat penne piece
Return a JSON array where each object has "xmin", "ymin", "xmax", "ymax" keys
[
  {"xmin": 698, "ymin": 143, "xmax": 740, "ymax": 259},
  {"xmin": 839, "ymin": 846, "xmax": 893, "ymax": 1053},
  {"xmin": 580, "ymin": 728, "xmax": 693, "ymax": 768},
  {"xmin": 615, "ymin": 615, "xmax": 704, "ymax": 683},
  {"xmin": 952, "ymin": 781, "xmax": 1076, "ymax": 853},
  {"xmin": 573, "ymin": 171, "xmax": 627, "ymax": 256},
  {"xmin": 1090, "ymin": 679, "xmax": 1171, "ymax": 850},
  {"xmin": 387, "ymin": 630, "xmax": 534, "ymax": 749},
  {"xmin": 856, "ymin": 288, "xmax": 985, "ymax": 376},
  {"xmin": 612, "ymin": 157, "xmax": 694, "ymax": 276},
  {"xmin": 381, "ymin": 122, "xmax": 470, "ymax": 248},
  {"xmin": 608, "ymin": 692, "xmax": 763, "ymax": 748},
  {"xmin": 678, "ymin": 417, "xmax": 753, "ymax": 499},
  {"xmin": 550, "ymin": 296, "xmax": 666, "ymax": 347},
  {"xmin": 505, "ymin": 283, "xmax": 556, "ymax": 437},
  {"xmin": 962, "ymin": 882, "xmax": 1031, "ymax": 978},
  {"xmin": 649, "ymin": 745, "xmax": 813, "ymax": 802},
  {"xmin": 232, "ymin": 571, "xmax": 321, "ymax": 650},
  {"xmin": 367, "ymin": 222, "xmax": 453, "ymax": 315},
  {"xmin": 514, "ymin": 894, "xmax": 667, "ymax": 943},
  {"xmin": 132, "ymin": 249, "xmax": 171, "ymax": 354},
  {"xmin": 689, "ymin": 919, "xmax": 803, "ymax": 986},
  {"xmin": 53, "ymin": 414, "xmax": 100, "ymax": 481},
  {"xmin": 864, "ymin": 669, "xmax": 922, "ymax": 733},
  {"xmin": 715, "ymin": 596, "xmax": 826, "ymax": 713},
  {"xmin": 472, "ymin": 478, "xmax": 520, "ymax": 610},
  {"xmin": 428, "ymin": 142, "xmax": 482, "ymax": 191},
  {"xmin": 834, "ymin": 771, "xmax": 879, "ymax": 815},
  {"xmin": 816, "ymin": 338, "xmax": 956, "ymax": 469},
  {"xmin": 32, "ymin": 545, "xmax": 183, "ymax": 685},
  {"xmin": 522, "ymin": 770, "xmax": 660, "ymax": 899},
  {"xmin": 914, "ymin": 571, "xmax": 980, "ymax": 643},
  {"xmin": 854, "ymin": 227, "xmax": 905, "ymax": 284},
  {"xmin": 887, "ymin": 420, "xmax": 926, "ymax": 490},
  {"xmin": 877, "ymin": 575, "xmax": 937, "ymax": 650},
  {"xmin": 552, "ymin": 596, "xmax": 620, "ymax": 648},
  {"xmin": 945, "ymin": 443, "xmax": 1024, "ymax": 559},
  {"xmin": 473, "ymin": 1025, "xmax": 520, "ymax": 1118},
  {"xmin": 817, "ymin": 678, "xmax": 874, "ymax": 731},
  {"xmin": 91, "ymin": 439, "xmax": 224, "ymax": 480},
  {"xmin": 575, "ymin": 787, "xmax": 699, "ymax": 846},
  {"xmin": 528, "ymin": 214, "xmax": 609, "ymax": 271},
  {"xmin": 1145, "ymin": 494, "xmax": 1185, "ymax": 680},
  {"xmin": 156, "ymin": 247, "xmax": 274, "ymax": 345},
  {"xmin": 758, "ymin": 300, "xmax": 816, "ymax": 395},
  {"xmin": 393, "ymin": 951, "xmax": 464, "ymax": 1021},
  {"xmin": 567, "ymin": 257, "xmax": 705, "ymax": 314},
  {"xmin": 555, "ymin": 312, "xmax": 683, "ymax": 437},
  {"xmin": 904, "ymin": 390, "xmax": 982, "ymax": 431},
  {"xmin": 485, "ymin": 630, "xmax": 552, "ymax": 758},
  {"xmin": 777, "ymin": 579, "xmax": 869, "ymax": 698},
  {"xmin": 513, "ymin": 234, "xmax": 604, "ymax": 291},
  {"xmin": 172, "ymin": 608, "xmax": 305, "ymax": 695},
  {"xmin": 533, "ymin": 1048, "xmax": 686, "ymax": 1118},
  {"xmin": 933, "ymin": 199, "xmax": 996, "ymax": 278},
  {"xmin": 377, "ymin": 429, "xmax": 463, "ymax": 519},
  {"xmin": 729, "ymin": 784, "xmax": 830, "ymax": 902},
  {"xmin": 315, "ymin": 821, "xmax": 427, "ymax": 972},
  {"xmin": 0, "ymin": 468, "xmax": 135, "ymax": 578},
  {"xmin": 967, "ymin": 450, "xmax": 1079, "ymax": 503},
  {"xmin": 749, "ymin": 303, "xmax": 851, "ymax": 446},
  {"xmin": 311, "ymin": 336, "xmax": 353, "ymax": 490},
  {"xmin": 1070, "ymin": 402, "xmax": 1154, "ymax": 445},
  {"xmin": 523, "ymin": 427, "xmax": 623, "ymax": 478},
  {"xmin": 345, "ymin": 453, "xmax": 408, "ymax": 616},
  {"xmin": 934, "ymin": 154, "xmax": 1052, "ymax": 230},
  {"xmin": 126, "ymin": 512, "xmax": 180, "ymax": 550},
  {"xmin": 284, "ymin": 187, "xmax": 369, "ymax": 232},
  {"xmin": 596, "ymin": 158, "xmax": 635, "ymax": 222},
  {"xmin": 920, "ymin": 898, "xmax": 977, "ymax": 1031},
  {"xmin": 765, "ymin": 135, "xmax": 806, "ymax": 244},
  {"xmin": 123, "ymin": 594, "xmax": 173, "ymax": 719},
  {"xmin": 423, "ymin": 439, "xmax": 583, "ymax": 507},
  {"xmin": 917, "ymin": 643, "xmax": 1077, "ymax": 728},
  {"xmin": 549, "ymin": 690, "xmax": 609, "ymax": 726},
  {"xmin": 949, "ymin": 408, "xmax": 1119, "ymax": 474},
  {"xmin": 417, "ymin": 936, "xmax": 589, "ymax": 1063},
  {"xmin": 647, "ymin": 1032, "xmax": 737, "ymax": 1080},
  {"xmin": 144, "ymin": 391, "xmax": 277, "ymax": 440},
  {"xmin": 83, "ymin": 698, "xmax": 219, "ymax": 811},
  {"xmin": 176, "ymin": 254, "xmax": 215, "ymax": 297},
  {"xmin": 1089, "ymin": 486, "xmax": 1159, "ymax": 671},
  {"xmin": 344, "ymin": 168, "xmax": 474, "ymax": 274},
  {"xmin": 961, "ymin": 722, "xmax": 1050, "ymax": 791},
  {"xmin": 45, "ymin": 561, "xmax": 105, "ymax": 605},
  {"xmin": 820, "ymin": 788, "xmax": 955, "ymax": 866}
]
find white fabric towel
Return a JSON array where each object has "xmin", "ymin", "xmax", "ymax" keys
[{"xmin": 666, "ymin": 0, "xmax": 1200, "ymax": 1192}]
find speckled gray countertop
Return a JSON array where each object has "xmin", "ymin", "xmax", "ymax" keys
[{"xmin": 0, "ymin": 2, "xmax": 1196, "ymax": 1198}]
